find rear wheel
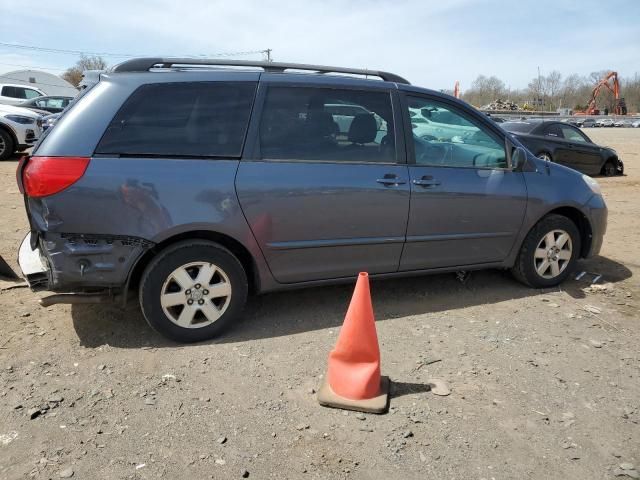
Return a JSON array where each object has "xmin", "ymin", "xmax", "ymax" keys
[
  {"xmin": 139, "ymin": 240, "xmax": 248, "ymax": 342},
  {"xmin": 0, "ymin": 130, "xmax": 14, "ymax": 160},
  {"xmin": 512, "ymin": 214, "xmax": 581, "ymax": 288}
]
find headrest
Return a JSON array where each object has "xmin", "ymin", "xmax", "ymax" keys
[{"xmin": 348, "ymin": 113, "xmax": 377, "ymax": 144}]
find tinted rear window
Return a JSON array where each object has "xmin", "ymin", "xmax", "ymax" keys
[
  {"xmin": 1, "ymin": 86, "xmax": 18, "ymax": 98},
  {"xmin": 96, "ymin": 82, "xmax": 256, "ymax": 157},
  {"xmin": 501, "ymin": 122, "xmax": 536, "ymax": 133},
  {"xmin": 259, "ymin": 86, "xmax": 395, "ymax": 163},
  {"xmin": 1, "ymin": 86, "xmax": 40, "ymax": 99}
]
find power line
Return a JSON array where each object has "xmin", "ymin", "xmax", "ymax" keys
[
  {"xmin": 0, "ymin": 41, "xmax": 136, "ymax": 57},
  {"xmin": 0, "ymin": 41, "xmax": 268, "ymax": 59}
]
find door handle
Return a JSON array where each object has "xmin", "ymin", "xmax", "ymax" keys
[
  {"xmin": 376, "ymin": 174, "xmax": 406, "ymax": 186},
  {"xmin": 412, "ymin": 176, "xmax": 441, "ymax": 188}
]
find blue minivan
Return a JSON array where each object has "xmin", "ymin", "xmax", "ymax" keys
[{"xmin": 18, "ymin": 58, "xmax": 607, "ymax": 342}]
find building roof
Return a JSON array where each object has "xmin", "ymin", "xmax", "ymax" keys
[{"xmin": 0, "ymin": 69, "xmax": 77, "ymax": 96}]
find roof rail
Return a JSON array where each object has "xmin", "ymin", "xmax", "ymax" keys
[{"xmin": 110, "ymin": 57, "xmax": 410, "ymax": 84}]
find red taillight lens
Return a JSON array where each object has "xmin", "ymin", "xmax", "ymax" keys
[{"xmin": 23, "ymin": 156, "xmax": 90, "ymax": 198}]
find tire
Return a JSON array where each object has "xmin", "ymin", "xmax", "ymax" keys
[
  {"xmin": 511, "ymin": 214, "xmax": 581, "ymax": 288},
  {"xmin": 0, "ymin": 129, "xmax": 15, "ymax": 161},
  {"xmin": 139, "ymin": 240, "xmax": 248, "ymax": 342},
  {"xmin": 602, "ymin": 161, "xmax": 617, "ymax": 177},
  {"xmin": 537, "ymin": 152, "xmax": 552, "ymax": 162}
]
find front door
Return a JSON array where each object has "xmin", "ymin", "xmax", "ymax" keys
[
  {"xmin": 558, "ymin": 124, "xmax": 604, "ymax": 176},
  {"xmin": 399, "ymin": 94, "xmax": 528, "ymax": 271},
  {"xmin": 236, "ymin": 83, "xmax": 410, "ymax": 283}
]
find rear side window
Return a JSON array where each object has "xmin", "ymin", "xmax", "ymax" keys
[
  {"xmin": 96, "ymin": 82, "xmax": 257, "ymax": 157},
  {"xmin": 1, "ymin": 86, "xmax": 18, "ymax": 98},
  {"xmin": 1, "ymin": 86, "xmax": 40, "ymax": 99},
  {"xmin": 560, "ymin": 125, "xmax": 588, "ymax": 143},
  {"xmin": 543, "ymin": 124, "xmax": 563, "ymax": 138},
  {"xmin": 259, "ymin": 86, "xmax": 396, "ymax": 163}
]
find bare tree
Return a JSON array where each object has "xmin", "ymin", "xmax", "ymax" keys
[
  {"xmin": 527, "ymin": 76, "xmax": 544, "ymax": 109},
  {"xmin": 589, "ymin": 70, "xmax": 611, "ymax": 85},
  {"xmin": 560, "ymin": 74, "xmax": 587, "ymax": 110},
  {"xmin": 61, "ymin": 55, "xmax": 108, "ymax": 87},
  {"xmin": 454, "ymin": 69, "xmax": 640, "ymax": 113},
  {"xmin": 462, "ymin": 75, "xmax": 507, "ymax": 107},
  {"xmin": 545, "ymin": 71, "xmax": 562, "ymax": 101}
]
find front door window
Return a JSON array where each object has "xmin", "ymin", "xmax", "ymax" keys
[{"xmin": 407, "ymin": 96, "xmax": 507, "ymax": 169}]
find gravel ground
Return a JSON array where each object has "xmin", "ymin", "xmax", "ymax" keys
[{"xmin": 0, "ymin": 128, "xmax": 638, "ymax": 480}]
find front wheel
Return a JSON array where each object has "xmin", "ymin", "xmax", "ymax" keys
[
  {"xmin": 602, "ymin": 161, "xmax": 617, "ymax": 177},
  {"xmin": 139, "ymin": 240, "xmax": 248, "ymax": 342},
  {"xmin": 511, "ymin": 214, "xmax": 581, "ymax": 288},
  {"xmin": 0, "ymin": 130, "xmax": 15, "ymax": 161}
]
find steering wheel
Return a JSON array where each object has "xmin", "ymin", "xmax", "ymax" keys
[{"xmin": 417, "ymin": 142, "xmax": 448, "ymax": 165}]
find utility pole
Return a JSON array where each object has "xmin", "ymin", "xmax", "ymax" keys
[
  {"xmin": 264, "ymin": 49, "xmax": 272, "ymax": 62},
  {"xmin": 537, "ymin": 66, "xmax": 542, "ymax": 111}
]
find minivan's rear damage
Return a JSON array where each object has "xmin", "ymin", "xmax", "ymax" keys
[
  {"xmin": 19, "ymin": 231, "xmax": 153, "ymax": 295},
  {"xmin": 17, "ymin": 58, "xmax": 607, "ymax": 343}
]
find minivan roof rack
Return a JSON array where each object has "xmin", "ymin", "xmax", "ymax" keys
[{"xmin": 111, "ymin": 57, "xmax": 410, "ymax": 84}]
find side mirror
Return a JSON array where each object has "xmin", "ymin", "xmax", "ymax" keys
[{"xmin": 511, "ymin": 147, "xmax": 527, "ymax": 170}]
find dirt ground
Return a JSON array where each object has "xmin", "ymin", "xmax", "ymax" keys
[{"xmin": 0, "ymin": 128, "xmax": 638, "ymax": 480}]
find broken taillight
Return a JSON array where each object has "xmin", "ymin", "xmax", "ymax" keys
[{"xmin": 22, "ymin": 156, "xmax": 90, "ymax": 198}]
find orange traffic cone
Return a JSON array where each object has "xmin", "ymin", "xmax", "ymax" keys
[{"xmin": 317, "ymin": 272, "xmax": 390, "ymax": 413}]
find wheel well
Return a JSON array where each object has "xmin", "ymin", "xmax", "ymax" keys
[
  {"xmin": 128, "ymin": 230, "xmax": 259, "ymax": 294},
  {"xmin": 0, "ymin": 123, "xmax": 18, "ymax": 147},
  {"xmin": 600, "ymin": 156, "xmax": 618, "ymax": 174},
  {"xmin": 544, "ymin": 207, "xmax": 592, "ymax": 257}
]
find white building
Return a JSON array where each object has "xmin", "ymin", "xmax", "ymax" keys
[{"xmin": 0, "ymin": 69, "xmax": 78, "ymax": 97}]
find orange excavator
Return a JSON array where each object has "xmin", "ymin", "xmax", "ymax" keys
[{"xmin": 575, "ymin": 71, "xmax": 627, "ymax": 115}]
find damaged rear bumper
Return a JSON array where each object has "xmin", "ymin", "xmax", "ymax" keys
[
  {"xmin": 18, "ymin": 232, "xmax": 49, "ymax": 289},
  {"xmin": 17, "ymin": 231, "xmax": 153, "ymax": 305}
]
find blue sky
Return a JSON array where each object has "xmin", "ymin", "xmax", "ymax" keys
[{"xmin": 0, "ymin": 0, "xmax": 638, "ymax": 90}]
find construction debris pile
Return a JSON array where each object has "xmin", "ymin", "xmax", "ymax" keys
[{"xmin": 481, "ymin": 99, "xmax": 521, "ymax": 111}]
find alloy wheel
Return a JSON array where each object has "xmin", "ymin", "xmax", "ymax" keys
[
  {"xmin": 160, "ymin": 261, "xmax": 232, "ymax": 328},
  {"xmin": 533, "ymin": 229, "xmax": 573, "ymax": 279}
]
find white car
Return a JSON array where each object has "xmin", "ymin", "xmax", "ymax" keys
[
  {"xmin": 632, "ymin": 119, "xmax": 640, "ymax": 128},
  {"xmin": 596, "ymin": 118, "xmax": 614, "ymax": 127},
  {"xmin": 0, "ymin": 83, "xmax": 46, "ymax": 106},
  {"xmin": 410, "ymin": 106, "xmax": 478, "ymax": 142},
  {"xmin": 0, "ymin": 104, "xmax": 43, "ymax": 160}
]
